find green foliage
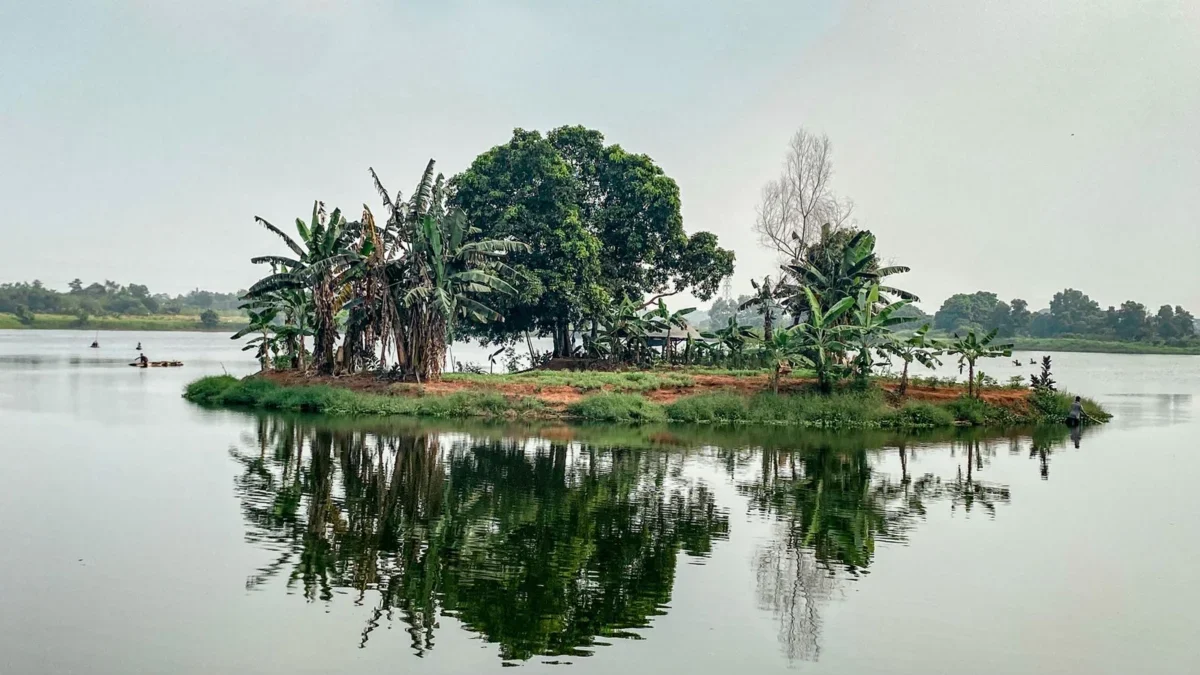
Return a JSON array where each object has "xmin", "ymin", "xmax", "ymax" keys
[
  {"xmin": 230, "ymin": 418, "xmax": 728, "ymax": 661},
  {"xmin": 1030, "ymin": 355, "xmax": 1056, "ymax": 391},
  {"xmin": 13, "ymin": 304, "xmax": 34, "ymax": 326},
  {"xmin": 886, "ymin": 401, "xmax": 957, "ymax": 428},
  {"xmin": 444, "ymin": 370, "xmax": 694, "ymax": 393},
  {"xmin": 942, "ymin": 396, "xmax": 1020, "ymax": 426},
  {"xmin": 566, "ymin": 393, "xmax": 667, "ymax": 423},
  {"xmin": 1009, "ymin": 337, "xmax": 1200, "ymax": 355},
  {"xmin": 1028, "ymin": 390, "xmax": 1110, "ymax": 424},
  {"xmin": 933, "ymin": 291, "xmax": 1014, "ymax": 335},
  {"xmin": 182, "ymin": 375, "xmax": 240, "ymax": 403},
  {"xmin": 450, "ymin": 126, "xmax": 734, "ymax": 355},
  {"xmin": 199, "ymin": 309, "xmax": 220, "ymax": 329},
  {"xmin": 0, "ymin": 280, "xmax": 242, "ymax": 320},
  {"xmin": 783, "ymin": 229, "xmax": 917, "ymax": 316},
  {"xmin": 879, "ymin": 323, "xmax": 942, "ymax": 395},
  {"xmin": 931, "ymin": 287, "xmax": 1197, "ymax": 347},
  {"xmin": 793, "ymin": 287, "xmax": 857, "ymax": 393},
  {"xmin": 945, "ymin": 329, "xmax": 1013, "ymax": 398},
  {"xmin": 738, "ymin": 275, "xmax": 787, "ymax": 342},
  {"xmin": 847, "ymin": 284, "xmax": 911, "ymax": 385},
  {"xmin": 665, "ymin": 390, "xmax": 955, "ymax": 429},
  {"xmin": 183, "ymin": 376, "xmax": 545, "ymax": 418},
  {"xmin": 0, "ymin": 313, "xmax": 243, "ymax": 331}
]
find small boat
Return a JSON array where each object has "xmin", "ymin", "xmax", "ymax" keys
[{"xmin": 128, "ymin": 361, "xmax": 184, "ymax": 368}]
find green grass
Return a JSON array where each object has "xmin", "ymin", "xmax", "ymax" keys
[
  {"xmin": 1010, "ymin": 337, "xmax": 1200, "ymax": 355},
  {"xmin": 444, "ymin": 370, "xmax": 695, "ymax": 393},
  {"xmin": 0, "ymin": 312, "xmax": 245, "ymax": 332},
  {"xmin": 565, "ymin": 393, "xmax": 667, "ymax": 423},
  {"xmin": 184, "ymin": 375, "xmax": 544, "ymax": 418},
  {"xmin": 662, "ymin": 390, "xmax": 957, "ymax": 429}
]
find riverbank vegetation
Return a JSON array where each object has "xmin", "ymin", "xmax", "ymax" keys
[{"xmin": 184, "ymin": 372, "xmax": 1108, "ymax": 429}]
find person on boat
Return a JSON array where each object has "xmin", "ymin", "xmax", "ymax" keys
[
  {"xmin": 136, "ymin": 353, "xmax": 149, "ymax": 367},
  {"xmin": 1067, "ymin": 396, "xmax": 1084, "ymax": 427},
  {"xmin": 136, "ymin": 342, "xmax": 142, "ymax": 351},
  {"xmin": 90, "ymin": 340, "xmax": 99, "ymax": 348}
]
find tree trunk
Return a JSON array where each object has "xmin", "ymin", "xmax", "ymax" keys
[
  {"xmin": 764, "ymin": 310, "xmax": 773, "ymax": 343},
  {"xmin": 968, "ymin": 360, "xmax": 975, "ymax": 398},
  {"xmin": 899, "ymin": 360, "xmax": 910, "ymax": 396}
]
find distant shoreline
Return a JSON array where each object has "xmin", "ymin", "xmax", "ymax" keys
[
  {"xmin": 1009, "ymin": 337, "xmax": 1200, "ymax": 356},
  {"xmin": 0, "ymin": 312, "xmax": 246, "ymax": 333},
  {"xmin": 3, "ymin": 313, "xmax": 1196, "ymax": 355}
]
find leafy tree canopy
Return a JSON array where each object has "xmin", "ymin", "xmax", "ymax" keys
[{"xmin": 450, "ymin": 126, "xmax": 734, "ymax": 350}]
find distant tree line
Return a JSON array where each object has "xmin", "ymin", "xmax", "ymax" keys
[
  {"xmin": 932, "ymin": 289, "xmax": 1197, "ymax": 343},
  {"xmin": 0, "ymin": 279, "xmax": 243, "ymax": 323}
]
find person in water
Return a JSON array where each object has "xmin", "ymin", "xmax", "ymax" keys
[
  {"xmin": 1067, "ymin": 396, "xmax": 1084, "ymax": 426},
  {"xmin": 136, "ymin": 342, "xmax": 142, "ymax": 350}
]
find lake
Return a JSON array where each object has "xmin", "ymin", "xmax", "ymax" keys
[{"xmin": 1, "ymin": 330, "xmax": 1197, "ymax": 674}]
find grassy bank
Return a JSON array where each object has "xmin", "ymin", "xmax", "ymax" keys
[
  {"xmin": 0, "ymin": 312, "xmax": 246, "ymax": 332},
  {"xmin": 184, "ymin": 374, "xmax": 1108, "ymax": 429},
  {"xmin": 1009, "ymin": 337, "xmax": 1200, "ymax": 355},
  {"xmin": 442, "ymin": 369, "xmax": 700, "ymax": 392}
]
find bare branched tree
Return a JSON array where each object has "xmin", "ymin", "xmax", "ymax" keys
[{"xmin": 754, "ymin": 128, "xmax": 855, "ymax": 262}]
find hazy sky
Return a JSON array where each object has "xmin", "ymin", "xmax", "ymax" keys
[{"xmin": 3, "ymin": 0, "xmax": 1197, "ymax": 313}]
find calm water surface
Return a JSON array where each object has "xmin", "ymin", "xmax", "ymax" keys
[{"xmin": 1, "ymin": 330, "xmax": 1197, "ymax": 674}]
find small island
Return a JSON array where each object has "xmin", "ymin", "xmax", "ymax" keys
[{"xmin": 180, "ymin": 126, "xmax": 1110, "ymax": 430}]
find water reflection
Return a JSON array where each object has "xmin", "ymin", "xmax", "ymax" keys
[
  {"xmin": 228, "ymin": 417, "xmax": 1079, "ymax": 664},
  {"xmin": 230, "ymin": 417, "xmax": 729, "ymax": 661}
]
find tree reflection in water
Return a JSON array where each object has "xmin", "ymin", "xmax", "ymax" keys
[
  {"xmin": 227, "ymin": 418, "xmax": 1076, "ymax": 664},
  {"xmin": 228, "ymin": 417, "xmax": 729, "ymax": 661},
  {"xmin": 727, "ymin": 427, "xmax": 1071, "ymax": 664}
]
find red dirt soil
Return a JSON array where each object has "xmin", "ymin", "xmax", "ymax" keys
[{"xmin": 258, "ymin": 370, "xmax": 1031, "ymax": 413}]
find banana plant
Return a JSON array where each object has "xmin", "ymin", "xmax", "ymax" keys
[
  {"xmin": 848, "ymin": 284, "xmax": 912, "ymax": 386},
  {"xmin": 754, "ymin": 327, "xmax": 816, "ymax": 394},
  {"xmin": 246, "ymin": 201, "xmax": 364, "ymax": 374},
  {"xmin": 645, "ymin": 300, "xmax": 695, "ymax": 362},
  {"xmin": 794, "ymin": 287, "xmax": 858, "ymax": 393},
  {"xmin": 878, "ymin": 324, "xmax": 942, "ymax": 395},
  {"xmin": 738, "ymin": 275, "xmax": 787, "ymax": 342},
  {"xmin": 702, "ymin": 317, "xmax": 756, "ymax": 366},
  {"xmin": 232, "ymin": 307, "xmax": 279, "ymax": 371},
  {"xmin": 783, "ymin": 230, "xmax": 917, "ymax": 322},
  {"xmin": 946, "ymin": 329, "xmax": 1013, "ymax": 398}
]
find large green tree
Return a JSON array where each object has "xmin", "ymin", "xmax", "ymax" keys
[
  {"xmin": 448, "ymin": 129, "xmax": 603, "ymax": 356},
  {"xmin": 451, "ymin": 126, "xmax": 734, "ymax": 356},
  {"xmin": 933, "ymin": 291, "xmax": 1005, "ymax": 334}
]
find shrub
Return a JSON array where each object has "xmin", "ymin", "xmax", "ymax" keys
[
  {"xmin": 886, "ymin": 401, "xmax": 957, "ymax": 428},
  {"xmin": 215, "ymin": 378, "xmax": 281, "ymax": 406},
  {"xmin": 665, "ymin": 392, "xmax": 748, "ymax": 423},
  {"xmin": 567, "ymin": 393, "xmax": 666, "ymax": 423},
  {"xmin": 182, "ymin": 375, "xmax": 240, "ymax": 404},
  {"xmin": 943, "ymin": 395, "xmax": 1019, "ymax": 426},
  {"xmin": 1029, "ymin": 389, "xmax": 1110, "ymax": 423}
]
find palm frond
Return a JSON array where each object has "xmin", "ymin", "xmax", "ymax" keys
[
  {"xmin": 250, "ymin": 255, "xmax": 302, "ymax": 268},
  {"xmin": 254, "ymin": 217, "xmax": 306, "ymax": 257}
]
